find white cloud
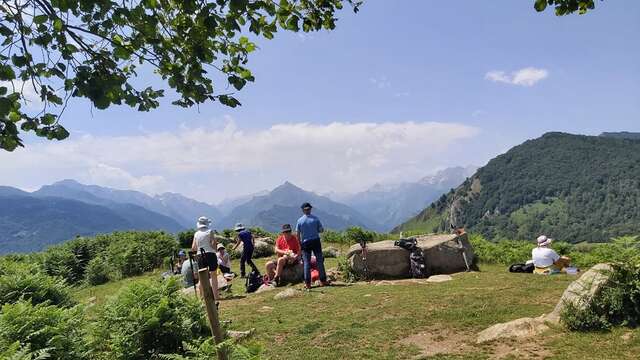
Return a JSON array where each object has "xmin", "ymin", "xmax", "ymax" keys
[
  {"xmin": 0, "ymin": 120, "xmax": 480, "ymax": 202},
  {"xmin": 485, "ymin": 67, "xmax": 549, "ymax": 87},
  {"xmin": 0, "ymin": 80, "xmax": 42, "ymax": 107}
]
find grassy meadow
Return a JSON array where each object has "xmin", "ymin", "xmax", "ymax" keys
[{"xmin": 71, "ymin": 253, "xmax": 640, "ymax": 359}]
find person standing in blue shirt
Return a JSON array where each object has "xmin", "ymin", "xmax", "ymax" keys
[
  {"xmin": 296, "ymin": 202, "xmax": 329, "ymax": 289},
  {"xmin": 232, "ymin": 223, "xmax": 257, "ymax": 278}
]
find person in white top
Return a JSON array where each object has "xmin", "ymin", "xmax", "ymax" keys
[
  {"xmin": 531, "ymin": 235, "xmax": 570, "ymax": 274},
  {"xmin": 191, "ymin": 216, "xmax": 220, "ymax": 299}
]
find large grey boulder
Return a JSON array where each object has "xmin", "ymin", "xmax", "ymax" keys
[
  {"xmin": 547, "ymin": 263, "xmax": 613, "ymax": 322},
  {"xmin": 233, "ymin": 239, "xmax": 274, "ymax": 258},
  {"xmin": 476, "ymin": 263, "xmax": 614, "ymax": 343},
  {"xmin": 346, "ymin": 233, "xmax": 476, "ymax": 279},
  {"xmin": 279, "ymin": 262, "xmax": 304, "ymax": 284}
]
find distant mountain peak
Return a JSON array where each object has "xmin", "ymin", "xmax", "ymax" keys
[{"xmin": 272, "ymin": 181, "xmax": 305, "ymax": 193}]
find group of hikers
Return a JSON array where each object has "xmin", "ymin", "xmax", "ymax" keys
[
  {"xmin": 172, "ymin": 202, "xmax": 329, "ymax": 299},
  {"xmin": 172, "ymin": 201, "xmax": 576, "ymax": 299}
]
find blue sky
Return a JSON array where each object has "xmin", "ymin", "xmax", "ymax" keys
[{"xmin": 1, "ymin": 1, "xmax": 639, "ymax": 203}]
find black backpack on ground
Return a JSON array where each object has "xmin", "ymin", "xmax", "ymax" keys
[
  {"xmin": 245, "ymin": 270, "xmax": 263, "ymax": 293},
  {"xmin": 394, "ymin": 238, "xmax": 429, "ymax": 278},
  {"xmin": 509, "ymin": 263, "xmax": 535, "ymax": 273}
]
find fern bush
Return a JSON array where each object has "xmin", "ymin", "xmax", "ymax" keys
[
  {"xmin": 0, "ymin": 342, "xmax": 51, "ymax": 360},
  {"xmin": 561, "ymin": 261, "xmax": 640, "ymax": 331},
  {"xmin": 159, "ymin": 338, "xmax": 262, "ymax": 360},
  {"xmin": 84, "ymin": 257, "xmax": 111, "ymax": 286},
  {"xmin": 91, "ymin": 277, "xmax": 209, "ymax": 360},
  {"xmin": 0, "ymin": 270, "xmax": 74, "ymax": 307},
  {"xmin": 0, "ymin": 301, "xmax": 86, "ymax": 360}
]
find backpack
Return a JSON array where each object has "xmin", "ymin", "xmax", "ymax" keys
[
  {"xmin": 245, "ymin": 270, "xmax": 263, "ymax": 293},
  {"xmin": 394, "ymin": 238, "xmax": 429, "ymax": 278},
  {"xmin": 509, "ymin": 263, "xmax": 534, "ymax": 273},
  {"xmin": 409, "ymin": 248, "xmax": 428, "ymax": 278}
]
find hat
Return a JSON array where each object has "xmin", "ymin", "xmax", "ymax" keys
[
  {"xmin": 234, "ymin": 223, "xmax": 246, "ymax": 232},
  {"xmin": 197, "ymin": 216, "xmax": 211, "ymax": 229},
  {"xmin": 537, "ymin": 235, "xmax": 552, "ymax": 247},
  {"xmin": 217, "ymin": 243, "xmax": 225, "ymax": 250},
  {"xmin": 301, "ymin": 202, "xmax": 312, "ymax": 210},
  {"xmin": 178, "ymin": 250, "xmax": 186, "ymax": 257},
  {"xmin": 281, "ymin": 224, "xmax": 292, "ymax": 233}
]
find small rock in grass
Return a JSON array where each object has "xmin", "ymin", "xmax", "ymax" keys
[
  {"xmin": 255, "ymin": 283, "xmax": 276, "ymax": 294},
  {"xmin": 274, "ymin": 288, "xmax": 301, "ymax": 300},
  {"xmin": 427, "ymin": 275, "xmax": 453, "ymax": 283},
  {"xmin": 227, "ymin": 328, "xmax": 255, "ymax": 340}
]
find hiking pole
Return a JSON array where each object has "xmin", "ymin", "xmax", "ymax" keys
[
  {"xmin": 359, "ymin": 239, "xmax": 369, "ymax": 281},
  {"xmin": 188, "ymin": 251, "xmax": 197, "ymax": 294}
]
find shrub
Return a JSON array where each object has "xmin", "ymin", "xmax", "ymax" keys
[
  {"xmin": 0, "ymin": 301, "xmax": 86, "ymax": 360},
  {"xmin": 85, "ymin": 257, "xmax": 111, "ymax": 286},
  {"xmin": 468, "ymin": 234, "xmax": 532, "ymax": 265},
  {"xmin": 41, "ymin": 247, "xmax": 85, "ymax": 284},
  {"xmin": 561, "ymin": 261, "xmax": 640, "ymax": 331},
  {"xmin": 0, "ymin": 342, "xmax": 51, "ymax": 360},
  {"xmin": 92, "ymin": 277, "xmax": 209, "ymax": 360},
  {"xmin": 321, "ymin": 230, "xmax": 344, "ymax": 244},
  {"xmin": 0, "ymin": 270, "xmax": 74, "ymax": 307},
  {"xmin": 159, "ymin": 338, "xmax": 262, "ymax": 360},
  {"xmin": 336, "ymin": 257, "xmax": 360, "ymax": 283},
  {"xmin": 106, "ymin": 232, "xmax": 178, "ymax": 277},
  {"xmin": 177, "ymin": 230, "xmax": 196, "ymax": 248}
]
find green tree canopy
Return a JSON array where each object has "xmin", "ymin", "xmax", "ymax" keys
[{"xmin": 0, "ymin": 0, "xmax": 360, "ymax": 151}]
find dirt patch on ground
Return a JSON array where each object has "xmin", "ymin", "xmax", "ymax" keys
[
  {"xmin": 397, "ymin": 327, "xmax": 472, "ymax": 358},
  {"xmin": 398, "ymin": 327, "xmax": 554, "ymax": 359},
  {"xmin": 488, "ymin": 338, "xmax": 553, "ymax": 359}
]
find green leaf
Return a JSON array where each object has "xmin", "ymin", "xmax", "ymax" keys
[
  {"xmin": 33, "ymin": 14, "xmax": 49, "ymax": 24},
  {"xmin": 0, "ymin": 65, "xmax": 16, "ymax": 81},
  {"xmin": 534, "ymin": 0, "xmax": 548, "ymax": 12},
  {"xmin": 53, "ymin": 19, "xmax": 64, "ymax": 32},
  {"xmin": 0, "ymin": 97, "xmax": 13, "ymax": 116},
  {"xmin": 11, "ymin": 55, "xmax": 27, "ymax": 67}
]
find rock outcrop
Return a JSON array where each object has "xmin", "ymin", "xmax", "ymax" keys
[
  {"xmin": 279, "ymin": 262, "xmax": 304, "ymax": 284},
  {"xmin": 476, "ymin": 263, "xmax": 613, "ymax": 343},
  {"xmin": 346, "ymin": 233, "xmax": 476, "ymax": 279}
]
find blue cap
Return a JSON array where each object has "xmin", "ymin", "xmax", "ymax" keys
[{"xmin": 178, "ymin": 250, "xmax": 186, "ymax": 256}]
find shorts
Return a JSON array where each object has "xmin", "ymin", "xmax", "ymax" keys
[{"xmin": 197, "ymin": 252, "xmax": 218, "ymax": 272}]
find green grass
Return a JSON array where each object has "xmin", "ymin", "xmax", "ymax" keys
[{"xmin": 71, "ymin": 252, "xmax": 640, "ymax": 359}]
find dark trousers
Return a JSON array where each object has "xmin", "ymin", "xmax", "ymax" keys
[
  {"xmin": 240, "ymin": 246, "xmax": 257, "ymax": 276},
  {"xmin": 219, "ymin": 265, "xmax": 231, "ymax": 274},
  {"xmin": 301, "ymin": 238, "xmax": 327, "ymax": 285}
]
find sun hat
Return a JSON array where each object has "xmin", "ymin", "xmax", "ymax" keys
[
  {"xmin": 234, "ymin": 223, "xmax": 246, "ymax": 232},
  {"xmin": 537, "ymin": 235, "xmax": 552, "ymax": 247},
  {"xmin": 301, "ymin": 202, "xmax": 312, "ymax": 210},
  {"xmin": 217, "ymin": 243, "xmax": 225, "ymax": 250},
  {"xmin": 197, "ymin": 216, "xmax": 211, "ymax": 229},
  {"xmin": 281, "ymin": 224, "xmax": 292, "ymax": 233}
]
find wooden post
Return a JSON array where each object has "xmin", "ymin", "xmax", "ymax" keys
[{"xmin": 198, "ymin": 268, "xmax": 227, "ymax": 360}]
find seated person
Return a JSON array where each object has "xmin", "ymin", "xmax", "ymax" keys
[
  {"xmin": 216, "ymin": 243, "xmax": 233, "ymax": 275},
  {"xmin": 532, "ymin": 235, "xmax": 571, "ymax": 274},
  {"xmin": 266, "ymin": 224, "xmax": 301, "ymax": 284},
  {"xmin": 181, "ymin": 252, "xmax": 199, "ymax": 288}
]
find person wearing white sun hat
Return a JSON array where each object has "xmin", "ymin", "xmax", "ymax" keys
[
  {"xmin": 191, "ymin": 216, "xmax": 220, "ymax": 299},
  {"xmin": 531, "ymin": 235, "xmax": 571, "ymax": 275},
  {"xmin": 232, "ymin": 223, "xmax": 257, "ymax": 278}
]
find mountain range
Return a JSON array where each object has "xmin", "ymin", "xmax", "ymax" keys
[
  {"xmin": 0, "ymin": 167, "xmax": 473, "ymax": 253},
  {"xmin": 335, "ymin": 166, "xmax": 476, "ymax": 231},
  {"xmin": 395, "ymin": 132, "xmax": 640, "ymax": 243}
]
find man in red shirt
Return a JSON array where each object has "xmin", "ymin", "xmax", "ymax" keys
[{"xmin": 266, "ymin": 224, "xmax": 301, "ymax": 284}]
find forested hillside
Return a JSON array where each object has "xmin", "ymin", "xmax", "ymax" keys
[{"xmin": 394, "ymin": 133, "xmax": 640, "ymax": 243}]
